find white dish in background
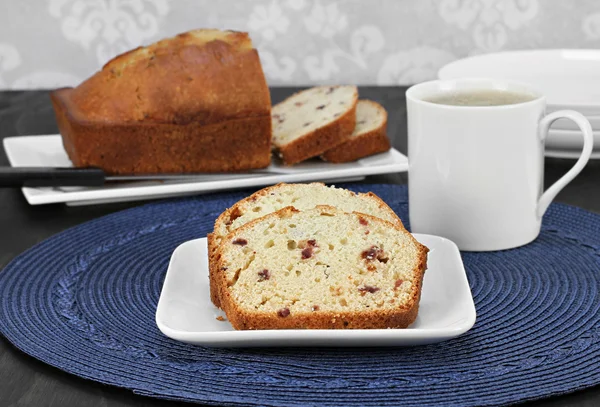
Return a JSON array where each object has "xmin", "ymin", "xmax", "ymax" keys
[
  {"xmin": 438, "ymin": 49, "xmax": 600, "ymax": 115},
  {"xmin": 155, "ymin": 235, "xmax": 476, "ymax": 347},
  {"xmin": 549, "ymin": 115, "xmax": 600, "ymax": 131},
  {"xmin": 546, "ymin": 128, "xmax": 600, "ymax": 151},
  {"xmin": 545, "ymin": 150, "xmax": 600, "ymax": 160},
  {"xmin": 3, "ymin": 135, "xmax": 407, "ymax": 206},
  {"xmin": 546, "ymin": 149, "xmax": 600, "ymax": 160}
]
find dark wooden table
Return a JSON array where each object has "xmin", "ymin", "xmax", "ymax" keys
[{"xmin": 0, "ymin": 87, "xmax": 599, "ymax": 407}]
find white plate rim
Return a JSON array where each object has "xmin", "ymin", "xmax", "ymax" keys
[{"xmin": 155, "ymin": 234, "xmax": 477, "ymax": 347}]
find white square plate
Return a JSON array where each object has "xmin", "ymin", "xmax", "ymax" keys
[
  {"xmin": 3, "ymin": 135, "xmax": 408, "ymax": 206},
  {"xmin": 155, "ymin": 234, "xmax": 476, "ymax": 347}
]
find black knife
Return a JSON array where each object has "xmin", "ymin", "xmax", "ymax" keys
[{"xmin": 0, "ymin": 167, "xmax": 266, "ymax": 187}]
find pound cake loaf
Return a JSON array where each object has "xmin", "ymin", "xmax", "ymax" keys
[
  {"xmin": 208, "ymin": 182, "xmax": 404, "ymax": 307},
  {"xmin": 215, "ymin": 206, "xmax": 428, "ymax": 330},
  {"xmin": 51, "ymin": 29, "xmax": 272, "ymax": 174},
  {"xmin": 272, "ymin": 86, "xmax": 358, "ymax": 165},
  {"xmin": 322, "ymin": 100, "xmax": 391, "ymax": 163}
]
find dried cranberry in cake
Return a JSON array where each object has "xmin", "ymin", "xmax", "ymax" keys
[
  {"xmin": 362, "ymin": 245, "xmax": 382, "ymax": 260},
  {"xmin": 394, "ymin": 279, "xmax": 403, "ymax": 289},
  {"xmin": 301, "ymin": 247, "xmax": 313, "ymax": 259},
  {"xmin": 258, "ymin": 269, "xmax": 270, "ymax": 281},
  {"xmin": 299, "ymin": 239, "xmax": 318, "ymax": 248},
  {"xmin": 232, "ymin": 238, "xmax": 247, "ymax": 246},
  {"xmin": 358, "ymin": 285, "xmax": 380, "ymax": 294},
  {"xmin": 361, "ymin": 245, "xmax": 389, "ymax": 263},
  {"xmin": 359, "ymin": 216, "xmax": 369, "ymax": 226},
  {"xmin": 277, "ymin": 308, "xmax": 290, "ymax": 317}
]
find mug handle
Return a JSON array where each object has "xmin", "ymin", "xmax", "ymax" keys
[{"xmin": 537, "ymin": 110, "xmax": 594, "ymax": 218}]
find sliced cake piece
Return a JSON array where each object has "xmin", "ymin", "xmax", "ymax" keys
[
  {"xmin": 208, "ymin": 182, "xmax": 404, "ymax": 307},
  {"xmin": 215, "ymin": 206, "xmax": 428, "ymax": 330},
  {"xmin": 322, "ymin": 100, "xmax": 391, "ymax": 163},
  {"xmin": 272, "ymin": 85, "xmax": 358, "ymax": 165}
]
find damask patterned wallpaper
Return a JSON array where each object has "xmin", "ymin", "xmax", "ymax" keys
[{"xmin": 1, "ymin": 0, "xmax": 600, "ymax": 89}]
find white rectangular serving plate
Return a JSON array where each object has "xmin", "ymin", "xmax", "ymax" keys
[
  {"xmin": 3, "ymin": 135, "xmax": 408, "ymax": 206},
  {"xmin": 156, "ymin": 234, "xmax": 476, "ymax": 347}
]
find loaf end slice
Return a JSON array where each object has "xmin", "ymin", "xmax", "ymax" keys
[{"xmin": 322, "ymin": 100, "xmax": 391, "ymax": 163}]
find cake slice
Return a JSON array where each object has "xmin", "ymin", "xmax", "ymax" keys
[
  {"xmin": 214, "ymin": 206, "xmax": 428, "ymax": 330},
  {"xmin": 208, "ymin": 182, "xmax": 404, "ymax": 307},
  {"xmin": 321, "ymin": 100, "xmax": 391, "ymax": 163},
  {"xmin": 272, "ymin": 86, "xmax": 358, "ymax": 165}
]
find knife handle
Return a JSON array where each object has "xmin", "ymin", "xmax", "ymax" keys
[{"xmin": 0, "ymin": 167, "xmax": 106, "ymax": 187}]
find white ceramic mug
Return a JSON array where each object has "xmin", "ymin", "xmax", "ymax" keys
[{"xmin": 406, "ymin": 78, "xmax": 593, "ymax": 251}]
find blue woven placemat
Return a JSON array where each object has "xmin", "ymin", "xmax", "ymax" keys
[{"xmin": 0, "ymin": 184, "xmax": 599, "ymax": 407}]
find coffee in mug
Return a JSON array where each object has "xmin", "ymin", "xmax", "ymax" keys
[{"xmin": 423, "ymin": 89, "xmax": 537, "ymax": 107}]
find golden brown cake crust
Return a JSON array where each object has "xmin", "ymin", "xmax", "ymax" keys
[
  {"xmin": 224, "ymin": 300, "xmax": 423, "ymax": 330},
  {"xmin": 51, "ymin": 29, "xmax": 272, "ymax": 174},
  {"xmin": 276, "ymin": 95, "xmax": 357, "ymax": 166},
  {"xmin": 66, "ymin": 30, "xmax": 270, "ymax": 125},
  {"xmin": 215, "ymin": 207, "xmax": 428, "ymax": 330},
  {"xmin": 207, "ymin": 232, "xmax": 221, "ymax": 307},
  {"xmin": 322, "ymin": 100, "xmax": 390, "ymax": 163},
  {"xmin": 52, "ymin": 89, "xmax": 271, "ymax": 174}
]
